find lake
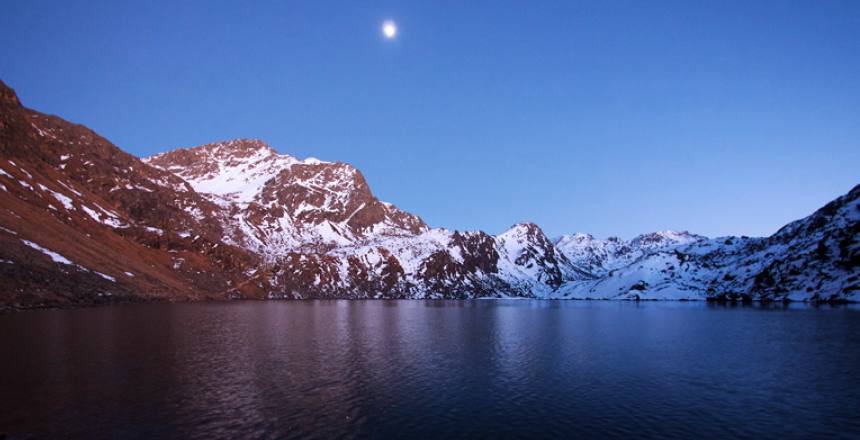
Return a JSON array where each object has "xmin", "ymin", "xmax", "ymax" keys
[{"xmin": 1, "ymin": 300, "xmax": 859, "ymax": 438}]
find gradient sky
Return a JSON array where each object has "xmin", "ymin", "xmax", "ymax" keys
[{"xmin": 2, "ymin": 0, "xmax": 858, "ymax": 239}]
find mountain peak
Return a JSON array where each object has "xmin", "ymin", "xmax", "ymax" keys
[
  {"xmin": 497, "ymin": 222, "xmax": 554, "ymax": 251},
  {"xmin": 630, "ymin": 230, "xmax": 703, "ymax": 248},
  {"xmin": 555, "ymin": 232, "xmax": 595, "ymax": 246},
  {"xmin": 0, "ymin": 80, "xmax": 21, "ymax": 108},
  {"xmin": 143, "ymin": 137, "xmax": 426, "ymax": 244},
  {"xmin": 504, "ymin": 222, "xmax": 544, "ymax": 235},
  {"xmin": 191, "ymin": 138, "xmax": 278, "ymax": 159}
]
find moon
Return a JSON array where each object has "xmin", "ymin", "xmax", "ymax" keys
[{"xmin": 382, "ymin": 20, "xmax": 397, "ymax": 39}]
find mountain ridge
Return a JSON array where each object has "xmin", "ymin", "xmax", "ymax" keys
[{"xmin": 1, "ymin": 79, "xmax": 857, "ymax": 309}]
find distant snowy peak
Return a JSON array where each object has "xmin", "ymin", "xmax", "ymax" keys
[
  {"xmin": 496, "ymin": 223, "xmax": 555, "ymax": 261},
  {"xmin": 555, "ymin": 232, "xmax": 624, "ymax": 250},
  {"xmin": 631, "ymin": 230, "xmax": 704, "ymax": 250},
  {"xmin": 555, "ymin": 229, "xmax": 704, "ymax": 275},
  {"xmin": 559, "ymin": 186, "xmax": 860, "ymax": 302},
  {"xmin": 495, "ymin": 223, "xmax": 578, "ymax": 288}
]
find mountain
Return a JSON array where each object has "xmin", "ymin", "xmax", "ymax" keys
[
  {"xmin": 144, "ymin": 139, "xmax": 427, "ymax": 251},
  {"xmin": 555, "ymin": 230, "xmax": 704, "ymax": 275},
  {"xmin": 0, "ymin": 79, "xmax": 857, "ymax": 309},
  {"xmin": 0, "ymin": 81, "xmax": 266, "ymax": 309},
  {"xmin": 554, "ymin": 189, "xmax": 860, "ymax": 302}
]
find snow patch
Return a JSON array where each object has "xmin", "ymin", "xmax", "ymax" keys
[
  {"xmin": 21, "ymin": 240, "xmax": 73, "ymax": 265},
  {"xmin": 38, "ymin": 185, "xmax": 75, "ymax": 210},
  {"xmin": 95, "ymin": 271, "xmax": 116, "ymax": 282}
]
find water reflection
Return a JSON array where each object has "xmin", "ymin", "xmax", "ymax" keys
[{"xmin": 0, "ymin": 301, "xmax": 858, "ymax": 438}]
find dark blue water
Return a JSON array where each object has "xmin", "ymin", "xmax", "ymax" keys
[{"xmin": 1, "ymin": 300, "xmax": 858, "ymax": 439}]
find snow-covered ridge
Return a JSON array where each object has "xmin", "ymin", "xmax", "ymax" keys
[
  {"xmin": 144, "ymin": 139, "xmax": 328, "ymax": 205},
  {"xmin": 552, "ymin": 187, "xmax": 860, "ymax": 301},
  {"xmin": 554, "ymin": 230, "xmax": 703, "ymax": 275}
]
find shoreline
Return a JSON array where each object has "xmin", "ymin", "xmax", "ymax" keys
[{"xmin": 2, "ymin": 295, "xmax": 857, "ymax": 314}]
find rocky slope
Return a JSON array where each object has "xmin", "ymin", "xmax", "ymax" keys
[
  {"xmin": 1, "ymin": 79, "xmax": 857, "ymax": 309},
  {"xmin": 0, "ymin": 80, "xmax": 263, "ymax": 309}
]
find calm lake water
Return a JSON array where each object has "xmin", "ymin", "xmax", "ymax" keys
[{"xmin": 1, "ymin": 300, "xmax": 859, "ymax": 439}]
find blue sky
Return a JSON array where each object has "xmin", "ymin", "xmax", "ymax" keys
[{"xmin": 2, "ymin": 0, "xmax": 858, "ymax": 239}]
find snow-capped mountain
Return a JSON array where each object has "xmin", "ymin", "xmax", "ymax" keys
[
  {"xmin": 144, "ymin": 139, "xmax": 426, "ymax": 253},
  {"xmin": 555, "ymin": 188, "xmax": 860, "ymax": 302},
  {"xmin": 0, "ymin": 78, "xmax": 857, "ymax": 309},
  {"xmin": 142, "ymin": 140, "xmax": 589, "ymax": 300},
  {"xmin": 496, "ymin": 223, "xmax": 591, "ymax": 291},
  {"xmin": 555, "ymin": 230, "xmax": 703, "ymax": 275}
]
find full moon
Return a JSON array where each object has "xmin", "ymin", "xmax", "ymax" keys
[{"xmin": 382, "ymin": 20, "xmax": 397, "ymax": 39}]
